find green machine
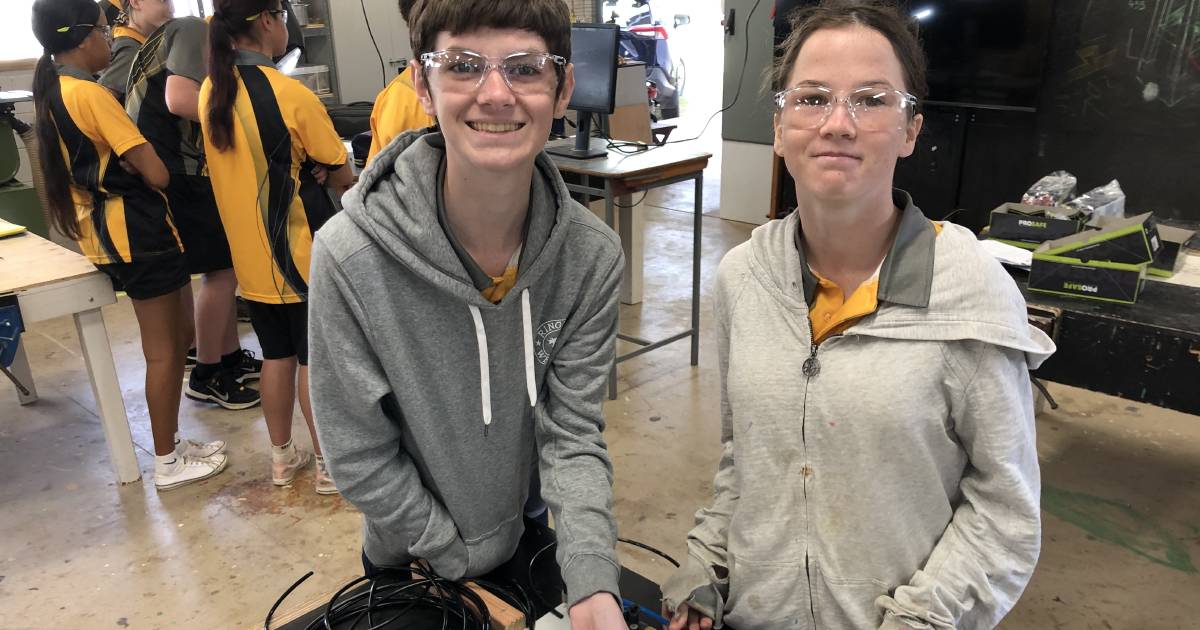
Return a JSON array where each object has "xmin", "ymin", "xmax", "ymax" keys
[{"xmin": 0, "ymin": 89, "xmax": 47, "ymax": 238}]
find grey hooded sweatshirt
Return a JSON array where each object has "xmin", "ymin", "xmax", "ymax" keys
[
  {"xmin": 308, "ymin": 130, "xmax": 624, "ymax": 606},
  {"xmin": 662, "ymin": 193, "xmax": 1056, "ymax": 629}
]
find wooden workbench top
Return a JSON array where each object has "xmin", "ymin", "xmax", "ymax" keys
[{"xmin": 0, "ymin": 231, "xmax": 100, "ymax": 295}]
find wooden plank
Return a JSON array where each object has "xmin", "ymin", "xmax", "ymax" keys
[
  {"xmin": 467, "ymin": 581, "xmax": 526, "ymax": 630},
  {"xmin": 0, "ymin": 232, "xmax": 99, "ymax": 295}
]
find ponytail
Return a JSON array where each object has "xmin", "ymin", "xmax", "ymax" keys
[
  {"xmin": 32, "ymin": 54, "xmax": 81, "ymax": 241},
  {"xmin": 207, "ymin": 0, "xmax": 275, "ymax": 151}
]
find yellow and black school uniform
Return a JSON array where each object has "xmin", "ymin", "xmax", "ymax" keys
[
  {"xmin": 199, "ymin": 49, "xmax": 347, "ymax": 364},
  {"xmin": 366, "ymin": 66, "xmax": 434, "ymax": 165},
  {"xmin": 97, "ymin": 24, "xmax": 147, "ymax": 104},
  {"xmin": 47, "ymin": 62, "xmax": 187, "ymax": 299},
  {"xmin": 100, "ymin": 0, "xmax": 122, "ymax": 26},
  {"xmin": 126, "ymin": 16, "xmax": 233, "ymax": 274}
]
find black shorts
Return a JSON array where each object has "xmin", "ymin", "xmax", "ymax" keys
[
  {"xmin": 246, "ymin": 300, "xmax": 309, "ymax": 364},
  {"xmin": 167, "ymin": 174, "xmax": 233, "ymax": 274},
  {"xmin": 97, "ymin": 252, "xmax": 190, "ymax": 301}
]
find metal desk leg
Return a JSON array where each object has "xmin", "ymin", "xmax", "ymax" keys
[
  {"xmin": 618, "ymin": 192, "xmax": 644, "ymax": 305},
  {"xmin": 692, "ymin": 173, "xmax": 703, "ymax": 366},
  {"xmin": 608, "ymin": 360, "xmax": 617, "ymax": 401},
  {"xmin": 73, "ymin": 307, "xmax": 140, "ymax": 484},
  {"xmin": 606, "ymin": 178, "xmax": 619, "ymax": 401},
  {"xmin": 9, "ymin": 338, "xmax": 39, "ymax": 405},
  {"xmin": 604, "ymin": 178, "xmax": 615, "ymax": 227}
]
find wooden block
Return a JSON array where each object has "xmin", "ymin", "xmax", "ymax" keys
[{"xmin": 467, "ymin": 581, "xmax": 527, "ymax": 630}]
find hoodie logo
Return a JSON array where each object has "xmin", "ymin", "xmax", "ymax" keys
[{"xmin": 535, "ymin": 319, "xmax": 564, "ymax": 365}]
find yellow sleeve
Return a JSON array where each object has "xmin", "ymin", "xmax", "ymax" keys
[
  {"xmin": 366, "ymin": 79, "xmax": 393, "ymax": 164},
  {"xmin": 65, "ymin": 80, "xmax": 148, "ymax": 156},
  {"xmin": 288, "ymin": 82, "xmax": 348, "ymax": 168},
  {"xmin": 366, "ymin": 69, "xmax": 433, "ymax": 164}
]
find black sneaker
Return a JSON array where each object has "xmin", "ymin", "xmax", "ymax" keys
[
  {"xmin": 227, "ymin": 349, "xmax": 263, "ymax": 383},
  {"xmin": 185, "ymin": 347, "xmax": 197, "ymax": 370},
  {"xmin": 185, "ymin": 368, "xmax": 262, "ymax": 410},
  {"xmin": 236, "ymin": 296, "xmax": 253, "ymax": 323}
]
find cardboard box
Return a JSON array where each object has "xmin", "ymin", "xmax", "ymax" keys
[
  {"xmin": 1037, "ymin": 212, "xmax": 1160, "ymax": 265},
  {"xmin": 987, "ymin": 203, "xmax": 1086, "ymax": 249},
  {"xmin": 1028, "ymin": 252, "xmax": 1146, "ymax": 304},
  {"xmin": 1148, "ymin": 225, "xmax": 1196, "ymax": 278}
]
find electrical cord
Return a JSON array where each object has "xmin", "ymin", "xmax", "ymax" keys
[
  {"xmin": 265, "ymin": 537, "xmax": 675, "ymax": 628},
  {"xmin": 647, "ymin": 0, "xmax": 766, "ymax": 149},
  {"xmin": 266, "ymin": 565, "xmax": 500, "ymax": 630},
  {"xmin": 612, "ymin": 190, "xmax": 649, "ymax": 209},
  {"xmin": 617, "ymin": 538, "xmax": 680, "ymax": 567},
  {"xmin": 359, "ymin": 0, "xmax": 389, "ymax": 88}
]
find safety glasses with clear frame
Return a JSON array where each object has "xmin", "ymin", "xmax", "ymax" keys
[
  {"xmin": 419, "ymin": 50, "xmax": 566, "ymax": 95},
  {"xmin": 70, "ymin": 23, "xmax": 113, "ymax": 43},
  {"xmin": 774, "ymin": 85, "xmax": 918, "ymax": 132}
]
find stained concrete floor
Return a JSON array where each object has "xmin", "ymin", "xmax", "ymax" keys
[{"xmin": 2, "ymin": 162, "xmax": 1199, "ymax": 629}]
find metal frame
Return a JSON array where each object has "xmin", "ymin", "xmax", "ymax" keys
[{"xmin": 562, "ymin": 170, "xmax": 704, "ymax": 399}]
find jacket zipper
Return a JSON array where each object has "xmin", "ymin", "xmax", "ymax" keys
[{"xmin": 801, "ymin": 328, "xmax": 819, "ymax": 627}]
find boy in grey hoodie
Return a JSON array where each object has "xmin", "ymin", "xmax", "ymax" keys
[{"xmin": 307, "ymin": 1, "xmax": 627, "ymax": 628}]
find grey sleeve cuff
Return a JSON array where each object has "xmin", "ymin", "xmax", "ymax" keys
[
  {"xmin": 661, "ymin": 557, "xmax": 728, "ymax": 627},
  {"xmin": 562, "ymin": 552, "xmax": 622, "ymax": 609}
]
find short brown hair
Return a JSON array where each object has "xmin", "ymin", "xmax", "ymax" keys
[
  {"xmin": 773, "ymin": 0, "xmax": 927, "ymax": 111},
  {"xmin": 409, "ymin": 0, "xmax": 571, "ymax": 93},
  {"xmin": 398, "ymin": 0, "xmax": 419, "ymax": 23}
]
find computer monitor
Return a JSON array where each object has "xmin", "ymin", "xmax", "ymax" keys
[{"xmin": 547, "ymin": 23, "xmax": 619, "ymax": 160}]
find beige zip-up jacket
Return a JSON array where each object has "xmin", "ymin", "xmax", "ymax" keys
[{"xmin": 663, "ymin": 193, "xmax": 1055, "ymax": 629}]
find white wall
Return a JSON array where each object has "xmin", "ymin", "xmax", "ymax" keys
[
  {"xmin": 329, "ymin": 0, "xmax": 411, "ymax": 104},
  {"xmin": 718, "ymin": 140, "xmax": 772, "ymax": 226}
]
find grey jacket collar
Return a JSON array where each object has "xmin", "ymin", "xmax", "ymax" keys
[
  {"xmin": 234, "ymin": 49, "xmax": 274, "ymax": 67},
  {"xmin": 793, "ymin": 188, "xmax": 935, "ymax": 308},
  {"xmin": 54, "ymin": 62, "xmax": 94, "ymax": 82}
]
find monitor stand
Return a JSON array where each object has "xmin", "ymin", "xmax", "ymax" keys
[{"xmin": 546, "ymin": 114, "xmax": 609, "ymax": 160}]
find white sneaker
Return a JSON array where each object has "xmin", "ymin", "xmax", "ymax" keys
[
  {"xmin": 155, "ymin": 453, "xmax": 229, "ymax": 491},
  {"xmin": 314, "ymin": 457, "xmax": 338, "ymax": 495},
  {"xmin": 176, "ymin": 437, "xmax": 227, "ymax": 460},
  {"xmin": 272, "ymin": 447, "xmax": 312, "ymax": 486}
]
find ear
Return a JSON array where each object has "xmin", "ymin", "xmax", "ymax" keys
[
  {"xmin": 899, "ymin": 112, "xmax": 923, "ymax": 158},
  {"xmin": 554, "ymin": 63, "xmax": 576, "ymax": 119},
  {"xmin": 412, "ymin": 61, "xmax": 437, "ymax": 117}
]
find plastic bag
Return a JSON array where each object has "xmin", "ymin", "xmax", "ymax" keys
[
  {"xmin": 1067, "ymin": 179, "xmax": 1126, "ymax": 221},
  {"xmin": 1021, "ymin": 170, "xmax": 1077, "ymax": 207}
]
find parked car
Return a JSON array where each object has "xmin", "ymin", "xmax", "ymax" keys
[{"xmin": 603, "ymin": 0, "xmax": 689, "ymax": 119}]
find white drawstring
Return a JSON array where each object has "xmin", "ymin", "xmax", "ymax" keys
[
  {"xmin": 469, "ymin": 305, "xmax": 492, "ymax": 433},
  {"xmin": 470, "ymin": 291, "xmax": 538, "ymax": 435},
  {"xmin": 522, "ymin": 289, "xmax": 537, "ymax": 407}
]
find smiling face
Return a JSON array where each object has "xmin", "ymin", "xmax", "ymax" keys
[
  {"xmin": 773, "ymin": 24, "xmax": 922, "ymax": 205},
  {"xmin": 414, "ymin": 27, "xmax": 575, "ymax": 177}
]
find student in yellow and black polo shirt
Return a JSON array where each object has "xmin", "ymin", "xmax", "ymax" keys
[
  {"xmin": 200, "ymin": 0, "xmax": 352, "ymax": 495},
  {"xmin": 126, "ymin": 12, "xmax": 262, "ymax": 410},
  {"xmin": 365, "ymin": 0, "xmax": 432, "ymax": 165},
  {"xmin": 31, "ymin": 0, "xmax": 228, "ymax": 491},
  {"xmin": 96, "ymin": 0, "xmax": 173, "ymax": 104}
]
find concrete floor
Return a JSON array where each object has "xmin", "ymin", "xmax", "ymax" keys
[{"xmin": 2, "ymin": 164, "xmax": 1199, "ymax": 629}]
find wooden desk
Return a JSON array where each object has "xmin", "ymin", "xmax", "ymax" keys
[
  {"xmin": 547, "ymin": 140, "xmax": 712, "ymax": 399},
  {"xmin": 0, "ymin": 232, "xmax": 138, "ymax": 483}
]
